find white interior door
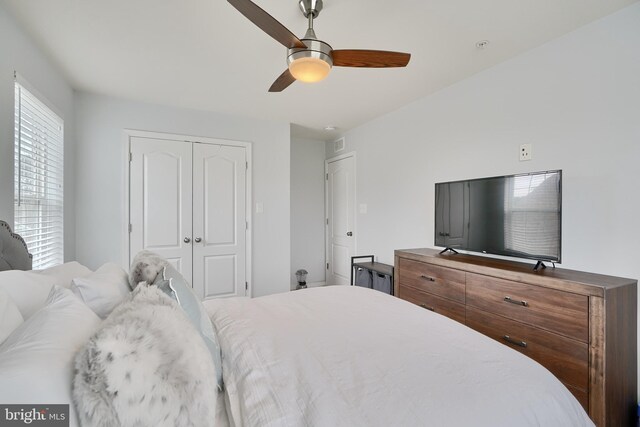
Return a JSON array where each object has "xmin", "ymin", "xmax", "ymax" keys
[
  {"xmin": 129, "ymin": 137, "xmax": 193, "ymax": 283},
  {"xmin": 192, "ymin": 143, "xmax": 247, "ymax": 300},
  {"xmin": 326, "ymin": 155, "xmax": 355, "ymax": 285}
]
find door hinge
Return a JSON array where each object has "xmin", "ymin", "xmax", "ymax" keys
[
  {"xmin": 326, "ymin": 173, "xmax": 328, "ymax": 180},
  {"xmin": 246, "ymin": 161, "xmax": 248, "ymax": 170},
  {"xmin": 326, "ymin": 262, "xmax": 329, "ymax": 270},
  {"xmin": 128, "ymin": 224, "xmax": 132, "ymax": 233},
  {"xmin": 129, "ymin": 152, "xmax": 132, "ymax": 162},
  {"xmin": 326, "ymin": 218, "xmax": 329, "ymax": 225},
  {"xmin": 245, "ymin": 282, "xmax": 248, "ymax": 291},
  {"xmin": 246, "ymin": 221, "xmax": 248, "ymax": 230}
]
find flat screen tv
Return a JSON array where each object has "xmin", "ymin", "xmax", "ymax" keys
[{"xmin": 434, "ymin": 170, "xmax": 562, "ymax": 264}]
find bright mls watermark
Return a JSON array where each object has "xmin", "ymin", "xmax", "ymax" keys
[{"xmin": 1, "ymin": 405, "xmax": 69, "ymax": 426}]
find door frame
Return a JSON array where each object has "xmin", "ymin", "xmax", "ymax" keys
[
  {"xmin": 122, "ymin": 129, "xmax": 253, "ymax": 296},
  {"xmin": 325, "ymin": 151, "xmax": 357, "ymax": 285}
]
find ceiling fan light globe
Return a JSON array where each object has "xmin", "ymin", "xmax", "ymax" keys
[{"xmin": 288, "ymin": 57, "xmax": 331, "ymax": 83}]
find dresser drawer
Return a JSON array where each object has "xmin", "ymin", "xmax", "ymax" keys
[
  {"xmin": 398, "ymin": 284, "xmax": 465, "ymax": 324},
  {"xmin": 466, "ymin": 273, "xmax": 589, "ymax": 342},
  {"xmin": 565, "ymin": 384, "xmax": 589, "ymax": 412},
  {"xmin": 397, "ymin": 258, "xmax": 465, "ymax": 303},
  {"xmin": 466, "ymin": 307, "xmax": 589, "ymax": 393}
]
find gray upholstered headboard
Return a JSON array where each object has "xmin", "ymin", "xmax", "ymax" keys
[{"xmin": 0, "ymin": 220, "xmax": 33, "ymax": 271}]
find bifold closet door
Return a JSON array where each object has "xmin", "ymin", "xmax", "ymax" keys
[
  {"xmin": 192, "ymin": 143, "xmax": 247, "ymax": 300},
  {"xmin": 129, "ymin": 137, "xmax": 193, "ymax": 284}
]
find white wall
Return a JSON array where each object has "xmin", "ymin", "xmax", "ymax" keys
[
  {"xmin": 327, "ymin": 3, "xmax": 640, "ymax": 275},
  {"xmin": 0, "ymin": 4, "xmax": 77, "ymax": 261},
  {"xmin": 327, "ymin": 2, "xmax": 640, "ymax": 388},
  {"xmin": 290, "ymin": 136, "xmax": 326, "ymax": 289},
  {"xmin": 75, "ymin": 92, "xmax": 290, "ymax": 297}
]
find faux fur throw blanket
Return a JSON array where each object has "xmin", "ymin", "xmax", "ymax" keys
[
  {"xmin": 73, "ymin": 285, "xmax": 218, "ymax": 427},
  {"xmin": 128, "ymin": 250, "xmax": 168, "ymax": 289}
]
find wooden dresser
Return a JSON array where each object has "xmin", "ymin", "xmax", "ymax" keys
[{"xmin": 395, "ymin": 248, "xmax": 637, "ymax": 427}]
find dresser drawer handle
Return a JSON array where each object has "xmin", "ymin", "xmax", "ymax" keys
[
  {"xmin": 503, "ymin": 335, "xmax": 527, "ymax": 348},
  {"xmin": 503, "ymin": 296, "xmax": 528, "ymax": 307},
  {"xmin": 420, "ymin": 275, "xmax": 436, "ymax": 282},
  {"xmin": 419, "ymin": 303, "xmax": 435, "ymax": 312}
]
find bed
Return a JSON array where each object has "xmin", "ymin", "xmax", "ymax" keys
[
  {"xmin": 204, "ymin": 286, "xmax": 593, "ymax": 426},
  {"xmin": 0, "ymin": 226, "xmax": 593, "ymax": 426}
]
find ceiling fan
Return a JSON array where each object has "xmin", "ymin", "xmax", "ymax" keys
[{"xmin": 228, "ymin": 0, "xmax": 411, "ymax": 92}]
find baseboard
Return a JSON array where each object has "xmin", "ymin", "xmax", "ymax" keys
[
  {"xmin": 291, "ymin": 281, "xmax": 326, "ymax": 291},
  {"xmin": 307, "ymin": 281, "xmax": 326, "ymax": 288}
]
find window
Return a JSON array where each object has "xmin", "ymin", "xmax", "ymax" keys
[{"xmin": 14, "ymin": 82, "xmax": 64, "ymax": 269}]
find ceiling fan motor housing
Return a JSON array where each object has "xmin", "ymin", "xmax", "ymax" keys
[{"xmin": 287, "ymin": 38, "xmax": 333, "ymax": 69}]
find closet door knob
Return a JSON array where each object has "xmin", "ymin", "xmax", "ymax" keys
[
  {"xmin": 347, "ymin": 231, "xmax": 353, "ymax": 236},
  {"xmin": 194, "ymin": 237, "xmax": 202, "ymax": 243},
  {"xmin": 184, "ymin": 237, "xmax": 191, "ymax": 243}
]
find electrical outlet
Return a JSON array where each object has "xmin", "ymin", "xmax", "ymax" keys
[{"xmin": 520, "ymin": 144, "xmax": 532, "ymax": 161}]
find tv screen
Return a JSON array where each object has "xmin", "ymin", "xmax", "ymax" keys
[{"xmin": 434, "ymin": 170, "xmax": 562, "ymax": 262}]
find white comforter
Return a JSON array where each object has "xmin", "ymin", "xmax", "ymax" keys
[{"xmin": 204, "ymin": 286, "xmax": 593, "ymax": 427}]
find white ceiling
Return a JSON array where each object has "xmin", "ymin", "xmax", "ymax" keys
[{"xmin": 3, "ymin": 0, "xmax": 636, "ymax": 140}]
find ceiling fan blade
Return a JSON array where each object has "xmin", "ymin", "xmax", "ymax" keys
[
  {"xmin": 269, "ymin": 69, "xmax": 296, "ymax": 92},
  {"xmin": 228, "ymin": 0, "xmax": 306, "ymax": 49},
  {"xmin": 332, "ymin": 50, "xmax": 411, "ymax": 68}
]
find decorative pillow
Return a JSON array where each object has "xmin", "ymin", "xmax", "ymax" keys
[
  {"xmin": 71, "ymin": 263, "xmax": 131, "ymax": 319},
  {"xmin": 0, "ymin": 288, "xmax": 23, "ymax": 345},
  {"xmin": 73, "ymin": 285, "xmax": 218, "ymax": 427},
  {"xmin": 128, "ymin": 250, "xmax": 168, "ymax": 289},
  {"xmin": 0, "ymin": 262, "xmax": 92, "ymax": 319},
  {"xmin": 0, "ymin": 285, "xmax": 101, "ymax": 427},
  {"xmin": 157, "ymin": 265, "xmax": 224, "ymax": 390}
]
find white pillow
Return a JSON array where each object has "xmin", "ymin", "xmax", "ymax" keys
[
  {"xmin": 0, "ymin": 270, "xmax": 58, "ymax": 319},
  {"xmin": 71, "ymin": 263, "xmax": 131, "ymax": 318},
  {"xmin": 0, "ymin": 285, "xmax": 101, "ymax": 427},
  {"xmin": 0, "ymin": 262, "xmax": 92, "ymax": 319},
  {"xmin": 0, "ymin": 288, "xmax": 23, "ymax": 345},
  {"xmin": 35, "ymin": 261, "xmax": 92, "ymax": 288}
]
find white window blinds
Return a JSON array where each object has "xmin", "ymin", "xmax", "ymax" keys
[{"xmin": 14, "ymin": 82, "xmax": 64, "ymax": 269}]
